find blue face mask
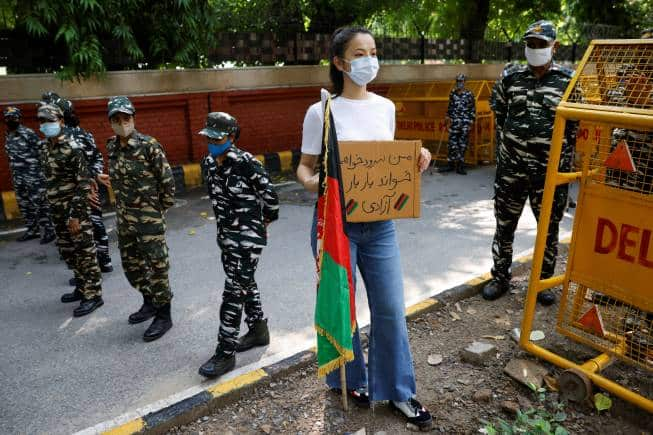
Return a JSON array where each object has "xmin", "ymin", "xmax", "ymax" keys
[
  {"xmin": 40, "ymin": 122, "xmax": 61, "ymax": 138},
  {"xmin": 208, "ymin": 139, "xmax": 232, "ymax": 157}
]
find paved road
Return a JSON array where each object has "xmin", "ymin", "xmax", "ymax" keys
[{"xmin": 0, "ymin": 166, "xmax": 577, "ymax": 434}]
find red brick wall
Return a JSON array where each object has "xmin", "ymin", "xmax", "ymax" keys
[{"xmin": 0, "ymin": 85, "xmax": 388, "ymax": 191}]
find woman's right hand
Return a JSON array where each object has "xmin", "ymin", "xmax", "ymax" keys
[{"xmin": 297, "ymin": 153, "xmax": 320, "ymax": 193}]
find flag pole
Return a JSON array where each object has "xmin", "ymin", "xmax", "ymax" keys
[{"xmin": 340, "ymin": 365, "xmax": 348, "ymax": 411}]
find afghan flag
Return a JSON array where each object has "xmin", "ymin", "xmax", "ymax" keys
[{"xmin": 315, "ymin": 92, "xmax": 356, "ymax": 377}]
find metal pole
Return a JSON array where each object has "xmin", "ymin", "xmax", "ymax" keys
[{"xmin": 420, "ymin": 32, "xmax": 426, "ymax": 64}]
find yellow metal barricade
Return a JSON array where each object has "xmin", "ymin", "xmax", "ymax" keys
[
  {"xmin": 388, "ymin": 80, "xmax": 495, "ymax": 164},
  {"xmin": 520, "ymin": 39, "xmax": 653, "ymax": 413}
]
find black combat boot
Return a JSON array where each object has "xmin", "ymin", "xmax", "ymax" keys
[
  {"xmin": 40, "ymin": 231, "xmax": 56, "ymax": 244},
  {"xmin": 536, "ymin": 290, "xmax": 556, "ymax": 306},
  {"xmin": 482, "ymin": 279, "xmax": 510, "ymax": 301},
  {"xmin": 73, "ymin": 296, "xmax": 104, "ymax": 317},
  {"xmin": 198, "ymin": 348, "xmax": 236, "ymax": 378},
  {"xmin": 69, "ymin": 277, "xmax": 80, "ymax": 286},
  {"xmin": 437, "ymin": 163, "xmax": 455, "ymax": 173},
  {"xmin": 143, "ymin": 303, "xmax": 173, "ymax": 342},
  {"xmin": 17, "ymin": 232, "xmax": 39, "ymax": 242},
  {"xmin": 129, "ymin": 296, "xmax": 157, "ymax": 324},
  {"xmin": 456, "ymin": 161, "xmax": 467, "ymax": 175},
  {"xmin": 61, "ymin": 288, "xmax": 83, "ymax": 303},
  {"xmin": 98, "ymin": 253, "xmax": 113, "ymax": 273},
  {"xmin": 235, "ymin": 319, "xmax": 270, "ymax": 352}
]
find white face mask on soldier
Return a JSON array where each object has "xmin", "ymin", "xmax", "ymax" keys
[
  {"xmin": 525, "ymin": 46, "xmax": 553, "ymax": 67},
  {"xmin": 111, "ymin": 118, "xmax": 135, "ymax": 138}
]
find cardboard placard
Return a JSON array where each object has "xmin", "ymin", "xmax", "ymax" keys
[{"xmin": 339, "ymin": 140, "xmax": 421, "ymax": 222}]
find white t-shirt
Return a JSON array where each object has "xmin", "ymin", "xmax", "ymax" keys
[{"xmin": 301, "ymin": 92, "xmax": 396, "ymax": 155}]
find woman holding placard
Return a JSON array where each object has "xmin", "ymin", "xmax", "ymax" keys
[{"xmin": 296, "ymin": 26, "xmax": 432, "ymax": 430}]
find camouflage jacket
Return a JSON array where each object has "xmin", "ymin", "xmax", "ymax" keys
[
  {"xmin": 107, "ymin": 130, "xmax": 175, "ymax": 235},
  {"xmin": 4, "ymin": 125, "xmax": 44, "ymax": 177},
  {"xmin": 447, "ymin": 89, "xmax": 476, "ymax": 125},
  {"xmin": 202, "ymin": 147, "xmax": 279, "ymax": 251},
  {"xmin": 41, "ymin": 133, "xmax": 92, "ymax": 221},
  {"xmin": 493, "ymin": 62, "xmax": 578, "ymax": 178},
  {"xmin": 64, "ymin": 125, "xmax": 104, "ymax": 177}
]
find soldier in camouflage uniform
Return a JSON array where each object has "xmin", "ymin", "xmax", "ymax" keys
[
  {"xmin": 41, "ymin": 92, "xmax": 113, "ymax": 275},
  {"xmin": 104, "ymin": 96, "xmax": 176, "ymax": 342},
  {"xmin": 3, "ymin": 107, "xmax": 56, "ymax": 243},
  {"xmin": 483, "ymin": 20, "xmax": 578, "ymax": 306},
  {"xmin": 38, "ymin": 104, "xmax": 104, "ymax": 317},
  {"xmin": 197, "ymin": 112, "xmax": 279, "ymax": 379},
  {"xmin": 439, "ymin": 73, "xmax": 476, "ymax": 174}
]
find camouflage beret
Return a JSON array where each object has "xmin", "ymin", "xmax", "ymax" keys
[
  {"xmin": 37, "ymin": 103, "xmax": 64, "ymax": 121},
  {"xmin": 523, "ymin": 20, "xmax": 556, "ymax": 42},
  {"xmin": 3, "ymin": 106, "xmax": 22, "ymax": 119},
  {"xmin": 107, "ymin": 96, "xmax": 135, "ymax": 118}
]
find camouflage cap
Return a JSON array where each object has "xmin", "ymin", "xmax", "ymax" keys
[
  {"xmin": 523, "ymin": 20, "xmax": 557, "ymax": 42},
  {"xmin": 3, "ymin": 106, "xmax": 22, "ymax": 119},
  {"xmin": 642, "ymin": 28, "xmax": 653, "ymax": 39},
  {"xmin": 107, "ymin": 96, "xmax": 136, "ymax": 118},
  {"xmin": 37, "ymin": 103, "xmax": 64, "ymax": 122},
  {"xmin": 58, "ymin": 98, "xmax": 75, "ymax": 118},
  {"xmin": 41, "ymin": 91, "xmax": 61, "ymax": 105},
  {"xmin": 456, "ymin": 73, "xmax": 466, "ymax": 81},
  {"xmin": 198, "ymin": 112, "xmax": 239, "ymax": 139}
]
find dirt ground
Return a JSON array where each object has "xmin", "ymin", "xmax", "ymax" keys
[{"xmin": 169, "ymin": 257, "xmax": 653, "ymax": 435}]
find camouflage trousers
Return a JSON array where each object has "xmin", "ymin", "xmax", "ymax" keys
[
  {"xmin": 52, "ymin": 206, "xmax": 102, "ymax": 298},
  {"xmin": 447, "ymin": 124, "xmax": 471, "ymax": 163},
  {"xmin": 118, "ymin": 230, "xmax": 172, "ymax": 306},
  {"xmin": 90, "ymin": 205, "xmax": 110, "ymax": 264},
  {"xmin": 218, "ymin": 249, "xmax": 263, "ymax": 355},
  {"xmin": 14, "ymin": 178, "xmax": 54, "ymax": 236},
  {"xmin": 491, "ymin": 170, "xmax": 568, "ymax": 283}
]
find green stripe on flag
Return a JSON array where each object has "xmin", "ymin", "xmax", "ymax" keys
[{"xmin": 315, "ymin": 251, "xmax": 354, "ymax": 376}]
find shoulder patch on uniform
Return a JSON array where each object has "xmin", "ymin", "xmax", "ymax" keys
[
  {"xmin": 552, "ymin": 63, "xmax": 575, "ymax": 78},
  {"xmin": 502, "ymin": 62, "xmax": 527, "ymax": 78}
]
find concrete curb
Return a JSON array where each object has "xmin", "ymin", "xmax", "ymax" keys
[
  {"xmin": 0, "ymin": 150, "xmax": 300, "ymax": 222},
  {"xmin": 78, "ymin": 240, "xmax": 571, "ymax": 435}
]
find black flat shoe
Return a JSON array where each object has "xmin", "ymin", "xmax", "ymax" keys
[
  {"xmin": 390, "ymin": 398, "xmax": 433, "ymax": 431},
  {"xmin": 331, "ymin": 387, "xmax": 370, "ymax": 408}
]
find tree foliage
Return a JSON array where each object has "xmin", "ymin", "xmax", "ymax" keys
[{"xmin": 2, "ymin": 0, "xmax": 650, "ymax": 79}]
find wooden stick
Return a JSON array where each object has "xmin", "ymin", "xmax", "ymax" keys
[{"xmin": 340, "ymin": 365, "xmax": 348, "ymax": 411}]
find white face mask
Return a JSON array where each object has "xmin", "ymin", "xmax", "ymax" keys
[
  {"xmin": 343, "ymin": 56, "xmax": 379, "ymax": 87},
  {"xmin": 111, "ymin": 118, "xmax": 135, "ymax": 138},
  {"xmin": 525, "ymin": 45, "xmax": 553, "ymax": 67}
]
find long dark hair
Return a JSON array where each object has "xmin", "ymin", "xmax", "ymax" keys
[{"xmin": 329, "ymin": 26, "xmax": 374, "ymax": 96}]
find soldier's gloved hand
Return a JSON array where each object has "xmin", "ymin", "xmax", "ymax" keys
[
  {"xmin": 418, "ymin": 147, "xmax": 432, "ymax": 173},
  {"xmin": 68, "ymin": 218, "xmax": 81, "ymax": 236},
  {"xmin": 97, "ymin": 173, "xmax": 111, "ymax": 188}
]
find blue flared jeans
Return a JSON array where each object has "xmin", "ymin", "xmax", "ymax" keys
[{"xmin": 311, "ymin": 213, "xmax": 417, "ymax": 402}]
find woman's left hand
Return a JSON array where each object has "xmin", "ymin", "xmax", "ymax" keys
[{"xmin": 418, "ymin": 147, "xmax": 432, "ymax": 173}]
